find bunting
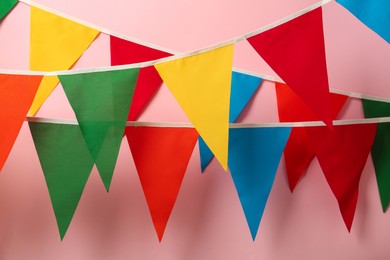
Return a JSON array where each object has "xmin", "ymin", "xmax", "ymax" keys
[
  {"xmin": 155, "ymin": 45, "xmax": 234, "ymax": 170},
  {"xmin": 59, "ymin": 68, "xmax": 139, "ymax": 191},
  {"xmin": 228, "ymin": 127, "xmax": 291, "ymax": 240},
  {"xmin": 29, "ymin": 7, "xmax": 99, "ymax": 115},
  {"xmin": 336, "ymin": 0, "xmax": 390, "ymax": 43},
  {"xmin": 362, "ymin": 99, "xmax": 390, "ymax": 212},
  {"xmin": 0, "ymin": 0, "xmax": 17, "ymax": 20},
  {"xmin": 110, "ymin": 36, "xmax": 172, "ymax": 120},
  {"xmin": 125, "ymin": 126, "xmax": 198, "ymax": 241},
  {"xmin": 0, "ymin": 74, "xmax": 42, "ymax": 171},
  {"xmin": 306, "ymin": 124, "xmax": 377, "ymax": 231},
  {"xmin": 247, "ymin": 7, "xmax": 333, "ymax": 127},
  {"xmin": 199, "ymin": 71, "xmax": 262, "ymax": 172},
  {"xmin": 275, "ymin": 82, "xmax": 348, "ymax": 191},
  {"xmin": 29, "ymin": 122, "xmax": 95, "ymax": 240}
]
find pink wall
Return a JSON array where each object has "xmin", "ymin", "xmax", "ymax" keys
[{"xmin": 0, "ymin": 0, "xmax": 390, "ymax": 259}]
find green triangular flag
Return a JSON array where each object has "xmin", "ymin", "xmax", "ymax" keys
[
  {"xmin": 362, "ymin": 99, "xmax": 390, "ymax": 212},
  {"xmin": 29, "ymin": 122, "xmax": 95, "ymax": 240},
  {"xmin": 0, "ymin": 0, "xmax": 17, "ymax": 20},
  {"xmin": 59, "ymin": 68, "xmax": 139, "ymax": 191}
]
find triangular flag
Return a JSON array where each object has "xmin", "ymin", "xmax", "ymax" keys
[
  {"xmin": 275, "ymin": 82, "xmax": 348, "ymax": 191},
  {"xmin": 199, "ymin": 71, "xmax": 262, "ymax": 172},
  {"xmin": 0, "ymin": 0, "xmax": 17, "ymax": 20},
  {"xmin": 29, "ymin": 7, "xmax": 100, "ymax": 115},
  {"xmin": 0, "ymin": 74, "xmax": 42, "ymax": 171},
  {"xmin": 228, "ymin": 127, "xmax": 291, "ymax": 240},
  {"xmin": 336, "ymin": 0, "xmax": 390, "ymax": 43},
  {"xmin": 155, "ymin": 45, "xmax": 234, "ymax": 170},
  {"xmin": 247, "ymin": 7, "xmax": 333, "ymax": 127},
  {"xmin": 59, "ymin": 68, "xmax": 139, "ymax": 191},
  {"xmin": 29, "ymin": 122, "xmax": 95, "ymax": 240},
  {"xmin": 306, "ymin": 124, "xmax": 377, "ymax": 231},
  {"xmin": 110, "ymin": 36, "xmax": 172, "ymax": 120},
  {"xmin": 125, "ymin": 126, "xmax": 198, "ymax": 241},
  {"xmin": 362, "ymin": 99, "xmax": 390, "ymax": 212}
]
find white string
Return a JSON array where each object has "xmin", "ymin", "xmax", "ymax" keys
[
  {"xmin": 7, "ymin": 0, "xmax": 333, "ymax": 76},
  {"xmin": 26, "ymin": 116, "xmax": 390, "ymax": 128}
]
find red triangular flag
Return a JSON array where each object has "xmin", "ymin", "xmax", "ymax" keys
[
  {"xmin": 247, "ymin": 7, "xmax": 333, "ymax": 126},
  {"xmin": 276, "ymin": 82, "xmax": 347, "ymax": 191},
  {"xmin": 306, "ymin": 124, "xmax": 377, "ymax": 231},
  {"xmin": 125, "ymin": 126, "xmax": 198, "ymax": 241},
  {"xmin": 0, "ymin": 74, "xmax": 42, "ymax": 171},
  {"xmin": 110, "ymin": 36, "xmax": 172, "ymax": 120}
]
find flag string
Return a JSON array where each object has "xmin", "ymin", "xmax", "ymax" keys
[
  {"xmin": 7, "ymin": 0, "xmax": 333, "ymax": 76},
  {"xmin": 26, "ymin": 116, "xmax": 390, "ymax": 128}
]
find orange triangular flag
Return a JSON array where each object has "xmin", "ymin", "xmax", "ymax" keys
[
  {"xmin": 125, "ymin": 126, "xmax": 198, "ymax": 241},
  {"xmin": 0, "ymin": 74, "xmax": 42, "ymax": 170}
]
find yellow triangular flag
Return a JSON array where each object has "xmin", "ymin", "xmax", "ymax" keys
[
  {"xmin": 29, "ymin": 7, "xmax": 100, "ymax": 115},
  {"xmin": 155, "ymin": 45, "xmax": 234, "ymax": 170}
]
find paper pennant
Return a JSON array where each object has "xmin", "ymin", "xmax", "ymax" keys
[
  {"xmin": 199, "ymin": 71, "xmax": 262, "ymax": 172},
  {"xmin": 247, "ymin": 7, "xmax": 333, "ymax": 127},
  {"xmin": 0, "ymin": 74, "xmax": 42, "ymax": 171},
  {"xmin": 29, "ymin": 122, "xmax": 95, "ymax": 240},
  {"xmin": 110, "ymin": 36, "xmax": 172, "ymax": 120},
  {"xmin": 228, "ymin": 127, "xmax": 291, "ymax": 240},
  {"xmin": 336, "ymin": 0, "xmax": 390, "ymax": 43},
  {"xmin": 306, "ymin": 124, "xmax": 377, "ymax": 231},
  {"xmin": 59, "ymin": 68, "xmax": 139, "ymax": 191},
  {"xmin": 275, "ymin": 82, "xmax": 348, "ymax": 191},
  {"xmin": 29, "ymin": 7, "xmax": 100, "ymax": 115},
  {"xmin": 362, "ymin": 99, "xmax": 390, "ymax": 212},
  {"xmin": 0, "ymin": 0, "xmax": 17, "ymax": 20},
  {"xmin": 155, "ymin": 45, "xmax": 234, "ymax": 170},
  {"xmin": 125, "ymin": 126, "xmax": 198, "ymax": 241}
]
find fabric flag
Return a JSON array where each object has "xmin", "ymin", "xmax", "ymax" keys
[
  {"xmin": 29, "ymin": 122, "xmax": 95, "ymax": 240},
  {"xmin": 0, "ymin": 0, "xmax": 17, "ymax": 20},
  {"xmin": 336, "ymin": 0, "xmax": 390, "ymax": 43},
  {"xmin": 155, "ymin": 45, "xmax": 234, "ymax": 170},
  {"xmin": 228, "ymin": 127, "xmax": 291, "ymax": 240},
  {"xmin": 199, "ymin": 71, "xmax": 262, "ymax": 172},
  {"xmin": 0, "ymin": 74, "xmax": 42, "ymax": 171},
  {"xmin": 110, "ymin": 36, "xmax": 172, "ymax": 120},
  {"xmin": 362, "ymin": 99, "xmax": 390, "ymax": 212},
  {"xmin": 125, "ymin": 126, "xmax": 198, "ymax": 241},
  {"xmin": 29, "ymin": 7, "xmax": 99, "ymax": 116},
  {"xmin": 247, "ymin": 7, "xmax": 333, "ymax": 127},
  {"xmin": 306, "ymin": 124, "xmax": 377, "ymax": 231},
  {"xmin": 59, "ymin": 68, "xmax": 139, "ymax": 191},
  {"xmin": 275, "ymin": 82, "xmax": 348, "ymax": 191}
]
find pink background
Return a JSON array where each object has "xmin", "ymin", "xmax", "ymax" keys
[{"xmin": 1, "ymin": 0, "xmax": 390, "ymax": 259}]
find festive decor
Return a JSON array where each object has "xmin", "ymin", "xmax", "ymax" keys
[
  {"xmin": 336, "ymin": 0, "xmax": 390, "ymax": 43},
  {"xmin": 306, "ymin": 124, "xmax": 377, "ymax": 231},
  {"xmin": 248, "ymin": 7, "xmax": 332, "ymax": 127},
  {"xmin": 0, "ymin": 74, "xmax": 42, "ymax": 171},
  {"xmin": 0, "ymin": 0, "xmax": 17, "ymax": 20},
  {"xmin": 125, "ymin": 126, "xmax": 199, "ymax": 241},
  {"xmin": 155, "ymin": 45, "xmax": 234, "ymax": 171},
  {"xmin": 59, "ymin": 68, "xmax": 139, "ymax": 191},
  {"xmin": 110, "ymin": 36, "xmax": 172, "ymax": 120},
  {"xmin": 199, "ymin": 71, "xmax": 262, "ymax": 172},
  {"xmin": 275, "ymin": 82, "xmax": 348, "ymax": 191},
  {"xmin": 228, "ymin": 127, "xmax": 291, "ymax": 240},
  {"xmin": 362, "ymin": 99, "xmax": 390, "ymax": 212},
  {"xmin": 29, "ymin": 7, "xmax": 99, "ymax": 115},
  {"xmin": 29, "ymin": 122, "xmax": 95, "ymax": 240}
]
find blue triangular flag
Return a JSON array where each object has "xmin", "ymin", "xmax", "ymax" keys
[
  {"xmin": 228, "ymin": 127, "xmax": 291, "ymax": 240},
  {"xmin": 199, "ymin": 71, "xmax": 262, "ymax": 172},
  {"xmin": 336, "ymin": 0, "xmax": 390, "ymax": 43}
]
